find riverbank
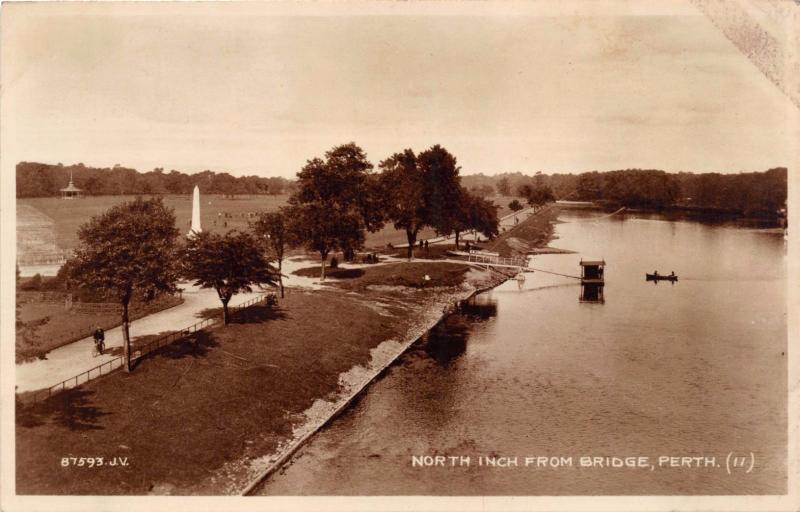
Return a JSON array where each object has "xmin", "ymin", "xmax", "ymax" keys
[{"xmin": 488, "ymin": 205, "xmax": 559, "ymax": 257}]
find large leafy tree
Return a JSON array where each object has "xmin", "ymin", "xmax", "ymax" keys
[
  {"xmin": 68, "ymin": 197, "xmax": 180, "ymax": 371},
  {"xmin": 252, "ymin": 209, "xmax": 289, "ymax": 298},
  {"xmin": 289, "ymin": 142, "xmax": 383, "ymax": 278},
  {"xmin": 418, "ymin": 145, "xmax": 463, "ymax": 238},
  {"xmin": 467, "ymin": 194, "xmax": 500, "ymax": 241},
  {"xmin": 379, "ymin": 149, "xmax": 427, "ymax": 259},
  {"xmin": 286, "ymin": 203, "xmax": 364, "ymax": 280},
  {"xmin": 451, "ymin": 190, "xmax": 500, "ymax": 249},
  {"xmin": 183, "ymin": 231, "xmax": 277, "ymax": 325}
]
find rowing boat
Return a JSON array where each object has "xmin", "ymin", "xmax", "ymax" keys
[{"xmin": 646, "ymin": 273, "xmax": 678, "ymax": 282}]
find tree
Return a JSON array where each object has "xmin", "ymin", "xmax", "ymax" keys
[
  {"xmin": 379, "ymin": 149, "xmax": 427, "ymax": 259},
  {"xmin": 468, "ymin": 195, "xmax": 500, "ymax": 241},
  {"xmin": 418, "ymin": 145, "xmax": 463, "ymax": 238},
  {"xmin": 289, "ymin": 143, "xmax": 383, "ymax": 278},
  {"xmin": 252, "ymin": 209, "xmax": 289, "ymax": 298},
  {"xmin": 68, "ymin": 197, "xmax": 180, "ymax": 371},
  {"xmin": 517, "ymin": 183, "xmax": 534, "ymax": 199},
  {"xmin": 508, "ymin": 199, "xmax": 523, "ymax": 212},
  {"xmin": 451, "ymin": 190, "xmax": 500, "ymax": 249},
  {"xmin": 496, "ymin": 177, "xmax": 512, "ymax": 196},
  {"xmin": 183, "ymin": 231, "xmax": 277, "ymax": 325},
  {"xmin": 287, "ymin": 203, "xmax": 364, "ymax": 280},
  {"xmin": 530, "ymin": 184, "xmax": 556, "ymax": 208}
]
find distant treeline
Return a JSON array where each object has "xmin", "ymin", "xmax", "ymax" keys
[
  {"xmin": 18, "ymin": 161, "xmax": 787, "ymax": 216},
  {"xmin": 462, "ymin": 168, "xmax": 787, "ymax": 216},
  {"xmin": 16, "ymin": 162, "xmax": 294, "ymax": 198}
]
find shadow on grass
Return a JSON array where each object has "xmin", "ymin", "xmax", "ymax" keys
[
  {"xmin": 16, "ymin": 388, "xmax": 108, "ymax": 431},
  {"xmin": 197, "ymin": 304, "xmax": 288, "ymax": 324},
  {"xmin": 131, "ymin": 330, "xmax": 219, "ymax": 371},
  {"xmin": 229, "ymin": 304, "xmax": 288, "ymax": 324},
  {"xmin": 292, "ymin": 267, "xmax": 365, "ymax": 279}
]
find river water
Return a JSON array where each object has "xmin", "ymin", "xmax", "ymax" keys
[{"xmin": 256, "ymin": 209, "xmax": 787, "ymax": 495}]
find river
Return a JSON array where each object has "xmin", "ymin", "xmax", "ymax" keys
[{"xmin": 255, "ymin": 209, "xmax": 787, "ymax": 495}]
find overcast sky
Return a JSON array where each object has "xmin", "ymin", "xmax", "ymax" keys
[{"xmin": 1, "ymin": 1, "xmax": 796, "ymax": 178}]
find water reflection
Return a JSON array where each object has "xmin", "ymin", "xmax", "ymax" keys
[
  {"xmin": 423, "ymin": 319, "xmax": 469, "ymax": 366},
  {"xmin": 423, "ymin": 296, "xmax": 498, "ymax": 366},
  {"xmin": 457, "ymin": 297, "xmax": 498, "ymax": 321},
  {"xmin": 579, "ymin": 283, "xmax": 605, "ymax": 302}
]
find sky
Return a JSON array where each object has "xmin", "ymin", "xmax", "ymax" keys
[{"xmin": 1, "ymin": 1, "xmax": 797, "ymax": 178}]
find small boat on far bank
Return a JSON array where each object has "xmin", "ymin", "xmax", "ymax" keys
[{"xmin": 646, "ymin": 273, "xmax": 678, "ymax": 282}]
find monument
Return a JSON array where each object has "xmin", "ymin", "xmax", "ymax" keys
[{"xmin": 188, "ymin": 185, "xmax": 202, "ymax": 237}]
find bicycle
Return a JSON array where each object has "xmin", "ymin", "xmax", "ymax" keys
[{"xmin": 92, "ymin": 340, "xmax": 105, "ymax": 357}]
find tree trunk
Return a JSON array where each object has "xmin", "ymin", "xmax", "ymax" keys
[
  {"xmin": 222, "ymin": 297, "xmax": 230, "ymax": 325},
  {"xmin": 454, "ymin": 230, "xmax": 461, "ymax": 250},
  {"xmin": 122, "ymin": 298, "xmax": 131, "ymax": 372},
  {"xmin": 320, "ymin": 254, "xmax": 327, "ymax": 281},
  {"xmin": 406, "ymin": 229, "xmax": 416, "ymax": 260},
  {"xmin": 278, "ymin": 258, "xmax": 285, "ymax": 298}
]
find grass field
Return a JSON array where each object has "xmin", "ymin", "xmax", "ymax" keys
[
  {"xmin": 19, "ymin": 195, "xmax": 289, "ymax": 251},
  {"xmin": 293, "ymin": 261, "xmax": 470, "ymax": 290},
  {"xmin": 18, "ymin": 194, "xmax": 520, "ymax": 252}
]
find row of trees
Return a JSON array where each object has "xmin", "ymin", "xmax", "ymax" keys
[
  {"xmin": 63, "ymin": 143, "xmax": 499, "ymax": 372},
  {"xmin": 277, "ymin": 143, "xmax": 499, "ymax": 277},
  {"xmin": 489, "ymin": 168, "xmax": 787, "ymax": 215},
  {"xmin": 575, "ymin": 168, "xmax": 787, "ymax": 214},
  {"xmin": 16, "ymin": 161, "xmax": 293, "ymax": 197}
]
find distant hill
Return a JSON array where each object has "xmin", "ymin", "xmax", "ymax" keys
[{"xmin": 16, "ymin": 162, "xmax": 295, "ymax": 198}]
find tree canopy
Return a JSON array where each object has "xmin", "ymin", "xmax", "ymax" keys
[
  {"xmin": 182, "ymin": 230, "xmax": 277, "ymax": 324},
  {"xmin": 289, "ymin": 142, "xmax": 383, "ymax": 277},
  {"xmin": 379, "ymin": 149, "xmax": 427, "ymax": 258},
  {"xmin": 418, "ymin": 145, "xmax": 463, "ymax": 237}
]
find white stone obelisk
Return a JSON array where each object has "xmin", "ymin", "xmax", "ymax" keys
[{"xmin": 188, "ymin": 185, "xmax": 202, "ymax": 237}]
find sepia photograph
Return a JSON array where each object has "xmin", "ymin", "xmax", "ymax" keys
[{"xmin": 1, "ymin": 1, "xmax": 798, "ymax": 511}]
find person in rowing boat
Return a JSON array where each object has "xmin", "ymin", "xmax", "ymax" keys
[
  {"xmin": 670, "ymin": 271, "xmax": 675, "ymax": 277},
  {"xmin": 653, "ymin": 270, "xmax": 659, "ymax": 277}
]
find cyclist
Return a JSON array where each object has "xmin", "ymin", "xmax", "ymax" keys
[{"xmin": 93, "ymin": 326, "xmax": 105, "ymax": 356}]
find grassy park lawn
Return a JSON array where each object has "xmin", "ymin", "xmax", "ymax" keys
[
  {"xmin": 15, "ymin": 266, "xmax": 467, "ymax": 494},
  {"xmin": 293, "ymin": 261, "xmax": 470, "ymax": 290},
  {"xmin": 20, "ymin": 194, "xmax": 290, "ymax": 251},
  {"xmin": 19, "ymin": 193, "xmax": 519, "ymax": 253}
]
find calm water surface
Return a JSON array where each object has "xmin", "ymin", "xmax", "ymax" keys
[{"xmin": 257, "ymin": 210, "xmax": 787, "ymax": 495}]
